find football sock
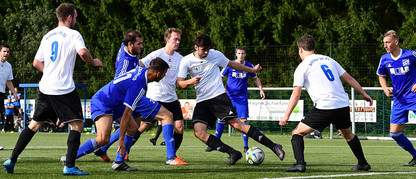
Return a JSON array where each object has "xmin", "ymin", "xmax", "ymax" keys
[
  {"xmin": 215, "ymin": 120, "xmax": 226, "ymax": 139},
  {"xmin": 128, "ymin": 131, "xmax": 142, "ymax": 154},
  {"xmin": 174, "ymin": 132, "xmax": 183, "ymax": 152},
  {"xmin": 390, "ymin": 132, "xmax": 416, "ymax": 156},
  {"xmin": 242, "ymin": 121, "xmax": 249, "ymax": 148},
  {"xmin": 246, "ymin": 126, "xmax": 274, "ymax": 148},
  {"xmin": 154, "ymin": 124, "xmax": 162, "ymax": 140},
  {"xmin": 115, "ymin": 134, "xmax": 133, "ymax": 163},
  {"xmin": 206, "ymin": 134, "xmax": 235, "ymax": 154},
  {"xmin": 76, "ymin": 138, "xmax": 98, "ymax": 159},
  {"xmin": 347, "ymin": 135, "xmax": 368, "ymax": 165},
  {"xmin": 66, "ymin": 130, "xmax": 81, "ymax": 168},
  {"xmin": 291, "ymin": 134, "xmax": 306, "ymax": 165},
  {"xmin": 100, "ymin": 128, "xmax": 120, "ymax": 153},
  {"xmin": 162, "ymin": 123, "xmax": 175, "ymax": 159},
  {"xmin": 10, "ymin": 127, "xmax": 36, "ymax": 163}
]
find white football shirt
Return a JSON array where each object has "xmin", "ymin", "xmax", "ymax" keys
[
  {"xmin": 141, "ymin": 48, "xmax": 183, "ymax": 102},
  {"xmin": 178, "ymin": 49, "xmax": 229, "ymax": 103},
  {"xmin": 0, "ymin": 61, "xmax": 13, "ymax": 93},
  {"xmin": 293, "ymin": 54, "xmax": 349, "ymax": 109},
  {"xmin": 35, "ymin": 26, "xmax": 86, "ymax": 95}
]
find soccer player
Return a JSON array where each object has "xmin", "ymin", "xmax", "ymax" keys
[
  {"xmin": 205, "ymin": 46, "xmax": 265, "ymax": 153},
  {"xmin": 377, "ymin": 30, "xmax": 416, "ymax": 166},
  {"xmin": 73, "ymin": 58, "xmax": 187, "ymax": 171},
  {"xmin": 279, "ymin": 35, "xmax": 372, "ymax": 172},
  {"xmin": 2, "ymin": 3, "xmax": 103, "ymax": 175},
  {"xmin": 177, "ymin": 34, "xmax": 285, "ymax": 165}
]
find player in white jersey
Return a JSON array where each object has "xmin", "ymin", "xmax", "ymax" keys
[
  {"xmin": 279, "ymin": 35, "xmax": 372, "ymax": 172},
  {"xmin": 3, "ymin": 3, "xmax": 102, "ymax": 175},
  {"xmin": 177, "ymin": 34, "xmax": 285, "ymax": 165},
  {"xmin": 0, "ymin": 44, "xmax": 19, "ymax": 134},
  {"xmin": 127, "ymin": 28, "xmax": 185, "ymax": 157}
]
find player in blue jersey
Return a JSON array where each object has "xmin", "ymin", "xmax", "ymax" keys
[
  {"xmin": 205, "ymin": 46, "xmax": 265, "ymax": 153},
  {"xmin": 69, "ymin": 58, "xmax": 187, "ymax": 171},
  {"xmin": 92, "ymin": 30, "xmax": 143, "ymax": 162},
  {"xmin": 377, "ymin": 30, "xmax": 416, "ymax": 166}
]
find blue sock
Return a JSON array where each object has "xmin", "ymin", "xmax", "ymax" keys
[
  {"xmin": 215, "ymin": 120, "xmax": 226, "ymax": 139},
  {"xmin": 162, "ymin": 123, "xmax": 175, "ymax": 159},
  {"xmin": 391, "ymin": 132, "xmax": 416, "ymax": 156},
  {"xmin": 115, "ymin": 134, "xmax": 133, "ymax": 162},
  {"xmin": 100, "ymin": 128, "xmax": 120, "ymax": 153},
  {"xmin": 76, "ymin": 139, "xmax": 98, "ymax": 159},
  {"xmin": 242, "ymin": 121, "xmax": 249, "ymax": 148}
]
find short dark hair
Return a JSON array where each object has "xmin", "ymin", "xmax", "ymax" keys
[
  {"xmin": 123, "ymin": 30, "xmax": 142, "ymax": 46},
  {"xmin": 56, "ymin": 3, "xmax": 76, "ymax": 22},
  {"xmin": 164, "ymin": 28, "xmax": 182, "ymax": 40},
  {"xmin": 149, "ymin": 57, "xmax": 169, "ymax": 72},
  {"xmin": 297, "ymin": 35, "xmax": 315, "ymax": 51},
  {"xmin": 0, "ymin": 44, "xmax": 10, "ymax": 50},
  {"xmin": 236, "ymin": 46, "xmax": 245, "ymax": 51},
  {"xmin": 194, "ymin": 34, "xmax": 213, "ymax": 49}
]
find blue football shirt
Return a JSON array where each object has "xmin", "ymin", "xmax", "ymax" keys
[
  {"xmin": 114, "ymin": 43, "xmax": 139, "ymax": 78},
  {"xmin": 5, "ymin": 102, "xmax": 14, "ymax": 115},
  {"xmin": 377, "ymin": 49, "xmax": 416, "ymax": 103},
  {"xmin": 221, "ymin": 60, "xmax": 257, "ymax": 99}
]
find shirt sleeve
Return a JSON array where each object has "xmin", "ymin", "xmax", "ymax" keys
[
  {"xmin": 377, "ymin": 57, "xmax": 387, "ymax": 76},
  {"xmin": 34, "ymin": 38, "xmax": 45, "ymax": 62},
  {"xmin": 216, "ymin": 51, "xmax": 230, "ymax": 68},
  {"xmin": 221, "ymin": 66, "xmax": 229, "ymax": 77},
  {"xmin": 332, "ymin": 60, "xmax": 346, "ymax": 77},
  {"xmin": 141, "ymin": 52, "xmax": 155, "ymax": 68},
  {"xmin": 177, "ymin": 57, "xmax": 189, "ymax": 78},
  {"xmin": 73, "ymin": 31, "xmax": 87, "ymax": 52},
  {"xmin": 293, "ymin": 65, "xmax": 305, "ymax": 87}
]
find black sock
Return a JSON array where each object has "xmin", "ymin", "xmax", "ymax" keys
[
  {"xmin": 10, "ymin": 127, "xmax": 36, "ymax": 163},
  {"xmin": 174, "ymin": 132, "xmax": 183, "ymax": 152},
  {"xmin": 347, "ymin": 135, "xmax": 368, "ymax": 165},
  {"xmin": 66, "ymin": 130, "xmax": 81, "ymax": 168},
  {"xmin": 153, "ymin": 125, "xmax": 162, "ymax": 140},
  {"xmin": 246, "ymin": 126, "xmax": 274, "ymax": 148},
  {"xmin": 206, "ymin": 134, "xmax": 235, "ymax": 154},
  {"xmin": 128, "ymin": 131, "xmax": 142, "ymax": 154},
  {"xmin": 292, "ymin": 134, "xmax": 306, "ymax": 165}
]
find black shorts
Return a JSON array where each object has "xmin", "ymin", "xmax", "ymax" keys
[
  {"xmin": 32, "ymin": 90, "xmax": 83, "ymax": 124},
  {"xmin": 192, "ymin": 93, "xmax": 238, "ymax": 129},
  {"xmin": 301, "ymin": 106, "xmax": 351, "ymax": 132},
  {"xmin": 0, "ymin": 92, "xmax": 4, "ymax": 112},
  {"xmin": 142, "ymin": 100, "xmax": 184, "ymax": 124}
]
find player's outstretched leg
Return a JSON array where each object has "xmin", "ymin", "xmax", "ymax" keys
[
  {"xmin": 241, "ymin": 121, "xmax": 249, "ymax": 152},
  {"xmin": 205, "ymin": 120, "xmax": 225, "ymax": 152},
  {"xmin": 390, "ymin": 131, "xmax": 416, "ymax": 166},
  {"xmin": 285, "ymin": 134, "xmax": 306, "ymax": 172},
  {"xmin": 347, "ymin": 135, "xmax": 371, "ymax": 171},
  {"xmin": 244, "ymin": 125, "xmax": 285, "ymax": 161},
  {"xmin": 204, "ymin": 134, "xmax": 242, "ymax": 165}
]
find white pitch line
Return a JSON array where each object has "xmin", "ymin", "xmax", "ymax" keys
[{"xmin": 264, "ymin": 171, "xmax": 416, "ymax": 179}]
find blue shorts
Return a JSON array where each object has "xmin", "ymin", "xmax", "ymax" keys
[
  {"xmin": 91, "ymin": 95, "xmax": 161, "ymax": 122},
  {"xmin": 391, "ymin": 101, "xmax": 416, "ymax": 124},
  {"xmin": 230, "ymin": 97, "xmax": 249, "ymax": 118}
]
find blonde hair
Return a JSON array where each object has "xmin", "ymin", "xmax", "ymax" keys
[{"xmin": 384, "ymin": 30, "xmax": 399, "ymax": 41}]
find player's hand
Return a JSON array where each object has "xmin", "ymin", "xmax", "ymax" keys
[
  {"xmin": 92, "ymin": 58, "xmax": 103, "ymax": 68},
  {"xmin": 260, "ymin": 90, "xmax": 265, "ymax": 100},
  {"xmin": 191, "ymin": 76, "xmax": 201, "ymax": 84},
  {"xmin": 383, "ymin": 87, "xmax": 393, "ymax": 97},
  {"xmin": 412, "ymin": 83, "xmax": 416, "ymax": 93},
  {"xmin": 13, "ymin": 93, "xmax": 19, "ymax": 101},
  {"xmin": 117, "ymin": 139, "xmax": 126, "ymax": 157},
  {"xmin": 279, "ymin": 116, "xmax": 289, "ymax": 126},
  {"xmin": 253, "ymin": 64, "xmax": 262, "ymax": 73},
  {"xmin": 362, "ymin": 94, "xmax": 373, "ymax": 106}
]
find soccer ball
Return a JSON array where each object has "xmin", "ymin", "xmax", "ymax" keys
[{"xmin": 245, "ymin": 146, "xmax": 264, "ymax": 165}]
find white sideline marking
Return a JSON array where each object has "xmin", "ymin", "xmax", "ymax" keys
[{"xmin": 265, "ymin": 171, "xmax": 416, "ymax": 179}]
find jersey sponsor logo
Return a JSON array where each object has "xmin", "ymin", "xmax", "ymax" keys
[
  {"xmin": 231, "ymin": 71, "xmax": 247, "ymax": 79},
  {"xmin": 389, "ymin": 66, "xmax": 409, "ymax": 75}
]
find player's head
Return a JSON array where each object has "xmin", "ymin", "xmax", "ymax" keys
[
  {"xmin": 0, "ymin": 43, "xmax": 10, "ymax": 62},
  {"xmin": 148, "ymin": 57, "xmax": 169, "ymax": 82},
  {"xmin": 297, "ymin": 35, "xmax": 315, "ymax": 60},
  {"xmin": 383, "ymin": 30, "xmax": 399, "ymax": 54},
  {"xmin": 56, "ymin": 3, "xmax": 77, "ymax": 28},
  {"xmin": 123, "ymin": 30, "xmax": 143, "ymax": 56},
  {"xmin": 194, "ymin": 34, "xmax": 213, "ymax": 59},
  {"xmin": 165, "ymin": 28, "xmax": 182, "ymax": 51},
  {"xmin": 236, "ymin": 46, "xmax": 246, "ymax": 60}
]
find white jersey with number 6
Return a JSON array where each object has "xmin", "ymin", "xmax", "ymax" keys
[
  {"xmin": 35, "ymin": 26, "xmax": 87, "ymax": 95},
  {"xmin": 293, "ymin": 54, "xmax": 349, "ymax": 109}
]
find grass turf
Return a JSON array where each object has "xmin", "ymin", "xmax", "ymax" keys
[{"xmin": 1, "ymin": 131, "xmax": 416, "ymax": 178}]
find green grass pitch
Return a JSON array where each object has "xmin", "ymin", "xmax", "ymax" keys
[{"xmin": 1, "ymin": 131, "xmax": 416, "ymax": 178}]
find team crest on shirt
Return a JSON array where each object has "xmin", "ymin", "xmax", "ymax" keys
[
  {"xmin": 413, "ymin": 51, "xmax": 416, "ymax": 57},
  {"xmin": 403, "ymin": 59, "xmax": 410, "ymax": 66}
]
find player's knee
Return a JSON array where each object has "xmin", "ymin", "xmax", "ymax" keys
[
  {"xmin": 174, "ymin": 125, "xmax": 184, "ymax": 134},
  {"xmin": 96, "ymin": 138, "xmax": 110, "ymax": 147},
  {"xmin": 390, "ymin": 131, "xmax": 402, "ymax": 139}
]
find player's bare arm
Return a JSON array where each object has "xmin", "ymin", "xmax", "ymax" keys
[
  {"xmin": 6, "ymin": 80, "xmax": 18, "ymax": 101},
  {"xmin": 117, "ymin": 106, "xmax": 133, "ymax": 157},
  {"xmin": 177, "ymin": 76, "xmax": 201, "ymax": 89},
  {"xmin": 78, "ymin": 48, "xmax": 103, "ymax": 67},
  {"xmin": 341, "ymin": 72, "xmax": 373, "ymax": 106},
  {"xmin": 412, "ymin": 83, "xmax": 416, "ymax": 92},
  {"xmin": 33, "ymin": 59, "xmax": 44, "ymax": 72},
  {"xmin": 253, "ymin": 77, "xmax": 265, "ymax": 99},
  {"xmin": 279, "ymin": 86, "xmax": 302, "ymax": 126},
  {"xmin": 378, "ymin": 75, "xmax": 393, "ymax": 97},
  {"xmin": 227, "ymin": 61, "xmax": 262, "ymax": 73}
]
